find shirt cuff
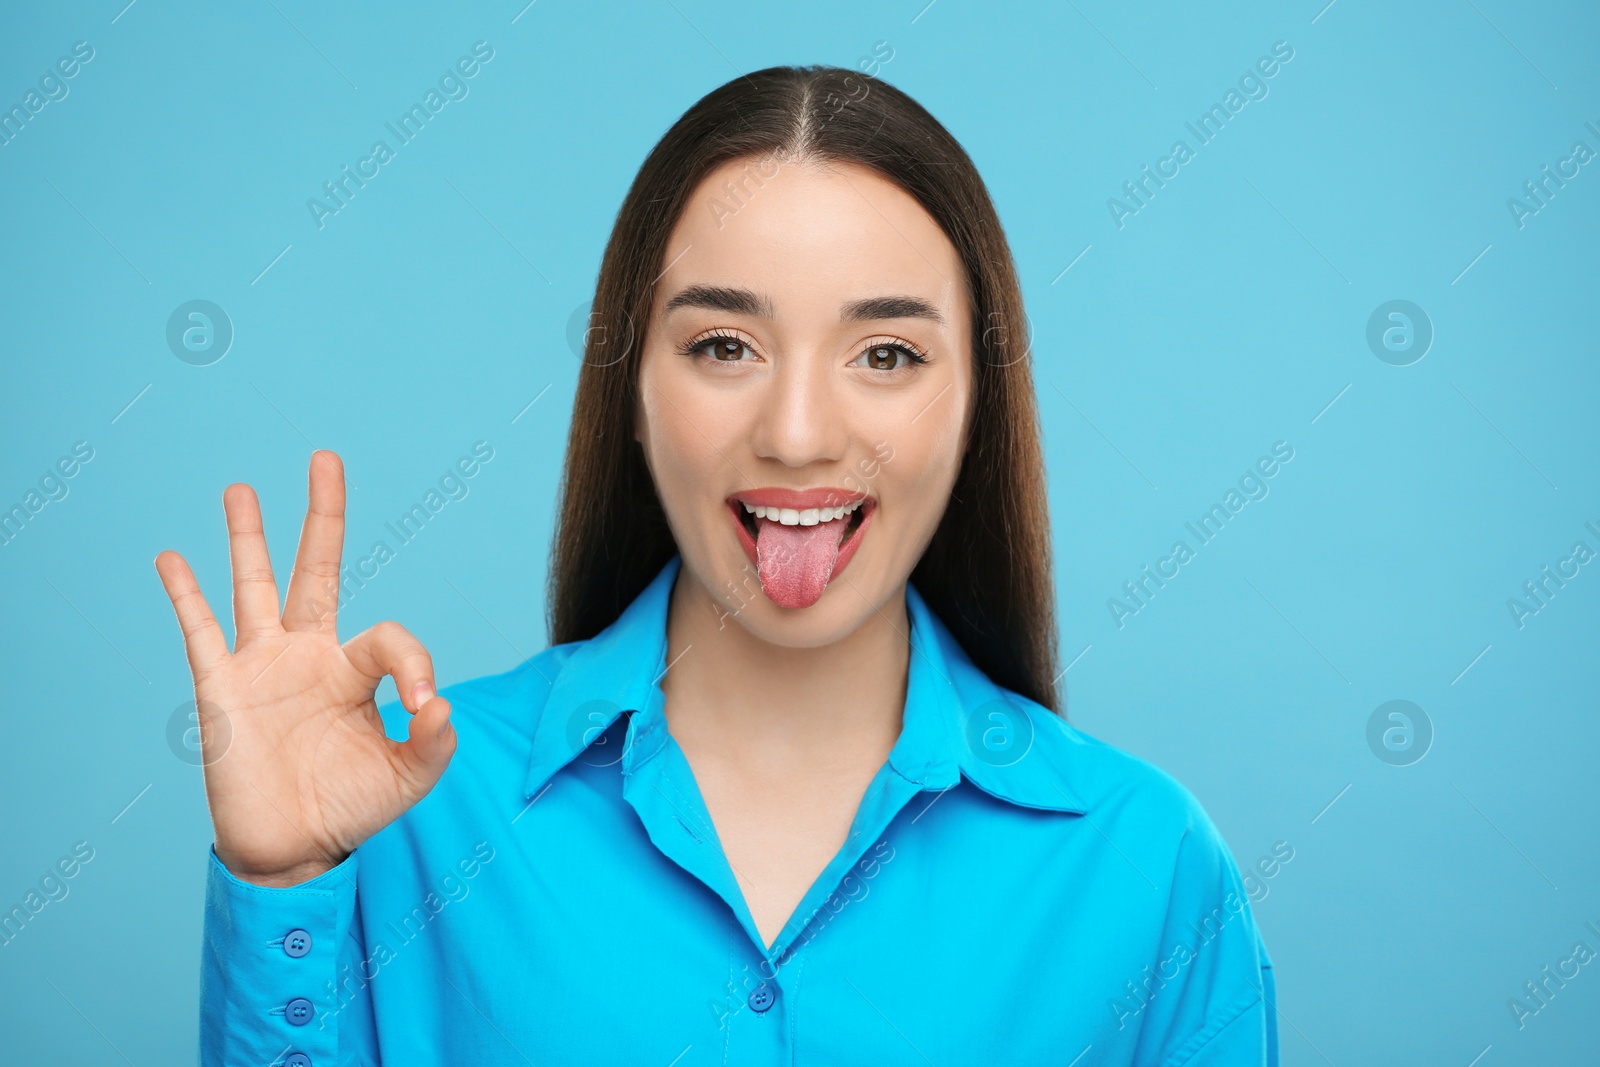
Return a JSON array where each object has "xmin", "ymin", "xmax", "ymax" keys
[{"xmin": 201, "ymin": 846, "xmax": 359, "ymax": 1067}]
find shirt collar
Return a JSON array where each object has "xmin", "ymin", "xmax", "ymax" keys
[{"xmin": 522, "ymin": 555, "xmax": 1086, "ymax": 814}]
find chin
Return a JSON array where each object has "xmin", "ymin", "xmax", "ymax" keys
[{"xmin": 727, "ymin": 576, "xmax": 892, "ymax": 648}]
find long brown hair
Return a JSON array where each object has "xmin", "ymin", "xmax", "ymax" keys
[{"xmin": 547, "ymin": 64, "xmax": 1062, "ymax": 713}]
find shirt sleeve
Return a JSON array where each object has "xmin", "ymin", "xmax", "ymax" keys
[
  {"xmin": 1177, "ymin": 948, "xmax": 1278, "ymax": 1067},
  {"xmin": 200, "ymin": 846, "xmax": 379, "ymax": 1066},
  {"xmin": 1129, "ymin": 803, "xmax": 1280, "ymax": 1067}
]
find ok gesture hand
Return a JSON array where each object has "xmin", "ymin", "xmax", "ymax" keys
[{"xmin": 154, "ymin": 451, "xmax": 455, "ymax": 886}]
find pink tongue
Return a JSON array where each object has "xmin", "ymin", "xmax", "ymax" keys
[{"xmin": 755, "ymin": 517, "xmax": 842, "ymax": 609}]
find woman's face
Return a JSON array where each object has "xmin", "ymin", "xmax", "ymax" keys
[{"xmin": 635, "ymin": 154, "xmax": 973, "ymax": 648}]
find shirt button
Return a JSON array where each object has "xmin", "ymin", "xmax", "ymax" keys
[
  {"xmin": 748, "ymin": 985, "xmax": 775, "ymax": 1013},
  {"xmin": 283, "ymin": 929, "xmax": 313, "ymax": 958},
  {"xmin": 285, "ymin": 1055, "xmax": 312, "ymax": 1067},
  {"xmin": 286, "ymin": 997, "xmax": 314, "ymax": 1026}
]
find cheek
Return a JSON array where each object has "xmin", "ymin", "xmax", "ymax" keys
[
  {"xmin": 881, "ymin": 407, "xmax": 966, "ymax": 518},
  {"xmin": 638, "ymin": 379, "xmax": 739, "ymax": 508}
]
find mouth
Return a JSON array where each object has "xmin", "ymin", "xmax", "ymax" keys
[{"xmin": 725, "ymin": 488, "xmax": 876, "ymax": 610}]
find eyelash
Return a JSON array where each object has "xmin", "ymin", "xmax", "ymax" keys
[{"xmin": 676, "ymin": 330, "xmax": 930, "ymax": 370}]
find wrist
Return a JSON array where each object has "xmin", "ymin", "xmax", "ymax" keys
[{"xmin": 214, "ymin": 845, "xmax": 349, "ymax": 887}]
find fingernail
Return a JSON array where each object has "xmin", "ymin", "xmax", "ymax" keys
[
  {"xmin": 436, "ymin": 718, "xmax": 451, "ymax": 739},
  {"xmin": 412, "ymin": 681, "xmax": 434, "ymax": 708}
]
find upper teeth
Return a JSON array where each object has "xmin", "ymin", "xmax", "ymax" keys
[{"xmin": 742, "ymin": 500, "xmax": 864, "ymax": 526}]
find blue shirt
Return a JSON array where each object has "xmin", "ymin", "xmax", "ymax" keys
[{"xmin": 201, "ymin": 555, "xmax": 1278, "ymax": 1065}]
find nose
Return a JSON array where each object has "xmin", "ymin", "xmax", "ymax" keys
[{"xmin": 748, "ymin": 349, "xmax": 848, "ymax": 469}]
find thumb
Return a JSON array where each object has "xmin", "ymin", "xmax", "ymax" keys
[
  {"xmin": 394, "ymin": 693, "xmax": 456, "ymax": 797},
  {"xmin": 343, "ymin": 620, "xmax": 455, "ymax": 798}
]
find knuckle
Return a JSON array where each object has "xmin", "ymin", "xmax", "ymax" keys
[
  {"xmin": 372, "ymin": 619, "xmax": 410, "ymax": 643},
  {"xmin": 183, "ymin": 615, "xmax": 221, "ymax": 638},
  {"xmin": 296, "ymin": 559, "xmax": 340, "ymax": 580}
]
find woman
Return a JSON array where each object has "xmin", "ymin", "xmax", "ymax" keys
[{"xmin": 156, "ymin": 64, "xmax": 1277, "ymax": 1065}]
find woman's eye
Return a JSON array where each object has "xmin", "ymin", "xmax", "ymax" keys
[
  {"xmin": 854, "ymin": 344, "xmax": 919, "ymax": 371},
  {"xmin": 688, "ymin": 337, "xmax": 755, "ymax": 362},
  {"xmin": 685, "ymin": 337, "xmax": 922, "ymax": 369}
]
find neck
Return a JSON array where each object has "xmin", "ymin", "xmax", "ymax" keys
[{"xmin": 660, "ymin": 566, "xmax": 910, "ymax": 775}]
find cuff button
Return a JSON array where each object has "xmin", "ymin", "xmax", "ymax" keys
[{"xmin": 286, "ymin": 997, "xmax": 314, "ymax": 1026}]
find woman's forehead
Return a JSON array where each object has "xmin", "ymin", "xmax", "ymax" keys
[{"xmin": 656, "ymin": 157, "xmax": 967, "ymax": 322}]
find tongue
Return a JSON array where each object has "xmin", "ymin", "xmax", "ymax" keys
[{"xmin": 755, "ymin": 517, "xmax": 842, "ymax": 609}]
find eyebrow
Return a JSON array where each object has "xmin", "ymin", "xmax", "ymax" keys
[{"xmin": 662, "ymin": 284, "xmax": 945, "ymax": 326}]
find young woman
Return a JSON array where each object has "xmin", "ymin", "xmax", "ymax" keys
[{"xmin": 156, "ymin": 65, "xmax": 1277, "ymax": 1065}]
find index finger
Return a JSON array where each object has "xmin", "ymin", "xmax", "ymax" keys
[{"xmin": 283, "ymin": 450, "xmax": 346, "ymax": 633}]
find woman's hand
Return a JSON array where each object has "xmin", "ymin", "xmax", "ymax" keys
[{"xmin": 154, "ymin": 450, "xmax": 456, "ymax": 886}]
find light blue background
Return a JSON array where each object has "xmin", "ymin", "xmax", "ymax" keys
[{"xmin": 2, "ymin": 1, "xmax": 1596, "ymax": 1063}]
